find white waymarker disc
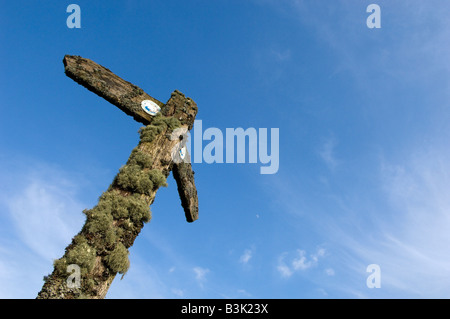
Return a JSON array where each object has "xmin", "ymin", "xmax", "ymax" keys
[
  {"xmin": 141, "ymin": 100, "xmax": 161, "ymax": 116},
  {"xmin": 179, "ymin": 146, "xmax": 186, "ymax": 160}
]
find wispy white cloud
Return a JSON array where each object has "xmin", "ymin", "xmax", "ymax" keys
[
  {"xmin": 257, "ymin": 0, "xmax": 450, "ymax": 298},
  {"xmin": 5, "ymin": 179, "xmax": 85, "ymax": 260},
  {"xmin": 325, "ymin": 268, "xmax": 335, "ymax": 276},
  {"xmin": 193, "ymin": 266, "xmax": 210, "ymax": 283},
  {"xmin": 237, "ymin": 289, "xmax": 252, "ymax": 297},
  {"xmin": 239, "ymin": 249, "xmax": 253, "ymax": 265},
  {"xmin": 269, "ymin": 138, "xmax": 450, "ymax": 297},
  {"xmin": 0, "ymin": 161, "xmax": 88, "ymax": 298},
  {"xmin": 375, "ymin": 150, "xmax": 450, "ymax": 296},
  {"xmin": 277, "ymin": 255, "xmax": 293, "ymax": 278},
  {"xmin": 260, "ymin": 0, "xmax": 450, "ymax": 102},
  {"xmin": 171, "ymin": 288, "xmax": 184, "ymax": 297},
  {"xmin": 277, "ymin": 248, "xmax": 326, "ymax": 278},
  {"xmin": 318, "ymin": 136, "xmax": 339, "ymax": 171},
  {"xmin": 320, "ymin": 146, "xmax": 450, "ymax": 298}
]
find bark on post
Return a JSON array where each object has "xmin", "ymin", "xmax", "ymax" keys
[{"xmin": 37, "ymin": 56, "xmax": 198, "ymax": 299}]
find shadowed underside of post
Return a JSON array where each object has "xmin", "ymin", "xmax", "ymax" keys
[{"xmin": 36, "ymin": 55, "xmax": 199, "ymax": 299}]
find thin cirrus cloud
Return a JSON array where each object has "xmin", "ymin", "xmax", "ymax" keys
[
  {"xmin": 373, "ymin": 150, "xmax": 450, "ymax": 296},
  {"xmin": 268, "ymin": 0, "xmax": 450, "ymax": 95},
  {"xmin": 319, "ymin": 146, "xmax": 450, "ymax": 298},
  {"xmin": 258, "ymin": 0, "xmax": 450, "ymax": 297},
  {"xmin": 5, "ymin": 180, "xmax": 85, "ymax": 260},
  {"xmin": 0, "ymin": 160, "xmax": 88, "ymax": 298},
  {"xmin": 0, "ymin": 160, "xmax": 86, "ymax": 260}
]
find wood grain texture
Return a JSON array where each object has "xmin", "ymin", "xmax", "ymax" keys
[
  {"xmin": 172, "ymin": 162, "xmax": 199, "ymax": 222},
  {"xmin": 63, "ymin": 55, "xmax": 163, "ymax": 126}
]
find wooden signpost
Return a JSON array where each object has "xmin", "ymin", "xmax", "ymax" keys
[{"xmin": 37, "ymin": 55, "xmax": 199, "ymax": 299}]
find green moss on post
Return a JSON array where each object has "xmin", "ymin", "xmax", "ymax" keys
[
  {"xmin": 98, "ymin": 191, "xmax": 151, "ymax": 223},
  {"xmin": 127, "ymin": 195, "xmax": 151, "ymax": 224},
  {"xmin": 51, "ymin": 117, "xmax": 171, "ymax": 295},
  {"xmin": 138, "ymin": 125, "xmax": 162, "ymax": 143},
  {"xmin": 115, "ymin": 164, "xmax": 154, "ymax": 195},
  {"xmin": 53, "ymin": 237, "xmax": 97, "ymax": 277},
  {"xmin": 127, "ymin": 148, "xmax": 153, "ymax": 169},
  {"xmin": 163, "ymin": 117, "xmax": 181, "ymax": 130},
  {"xmin": 105, "ymin": 242, "xmax": 130, "ymax": 275},
  {"xmin": 83, "ymin": 206, "xmax": 114, "ymax": 235},
  {"xmin": 138, "ymin": 113, "xmax": 181, "ymax": 144},
  {"xmin": 148, "ymin": 169, "xmax": 168, "ymax": 189}
]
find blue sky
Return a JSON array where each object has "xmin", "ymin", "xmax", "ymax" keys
[{"xmin": 1, "ymin": 0, "xmax": 450, "ymax": 298}]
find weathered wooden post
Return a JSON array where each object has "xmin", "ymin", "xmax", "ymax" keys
[{"xmin": 37, "ymin": 55, "xmax": 199, "ymax": 299}]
